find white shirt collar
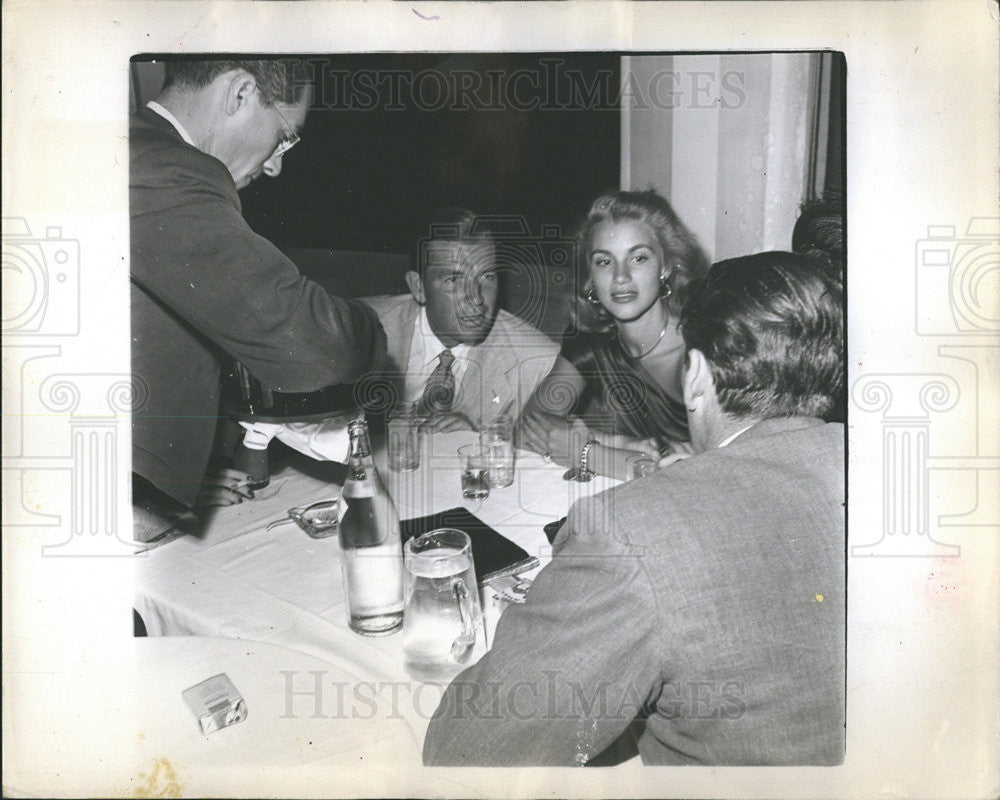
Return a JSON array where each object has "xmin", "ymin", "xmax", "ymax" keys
[
  {"xmin": 402, "ymin": 307, "xmax": 472, "ymax": 402},
  {"xmin": 717, "ymin": 423, "xmax": 755, "ymax": 449},
  {"xmin": 413, "ymin": 307, "xmax": 470, "ymax": 367},
  {"xmin": 145, "ymin": 101, "xmax": 197, "ymax": 147}
]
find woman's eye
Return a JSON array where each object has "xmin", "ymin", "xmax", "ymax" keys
[
  {"xmin": 480, "ymin": 272, "xmax": 498, "ymax": 283},
  {"xmin": 592, "ymin": 257, "xmax": 611, "ymax": 268},
  {"xmin": 632, "ymin": 252, "xmax": 650, "ymax": 264}
]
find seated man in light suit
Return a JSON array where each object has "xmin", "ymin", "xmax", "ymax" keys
[
  {"xmin": 361, "ymin": 208, "xmax": 559, "ymax": 431},
  {"xmin": 424, "ymin": 251, "xmax": 846, "ymax": 766}
]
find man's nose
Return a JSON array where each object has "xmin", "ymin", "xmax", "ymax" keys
[
  {"xmin": 463, "ymin": 281, "xmax": 485, "ymax": 307},
  {"xmin": 262, "ymin": 153, "xmax": 284, "ymax": 178}
]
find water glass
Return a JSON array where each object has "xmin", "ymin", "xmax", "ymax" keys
[
  {"xmin": 627, "ymin": 453, "xmax": 658, "ymax": 480},
  {"xmin": 481, "ymin": 414, "xmax": 514, "ymax": 488},
  {"xmin": 387, "ymin": 403, "xmax": 423, "ymax": 472},
  {"xmin": 458, "ymin": 443, "xmax": 490, "ymax": 500},
  {"xmin": 402, "ymin": 529, "xmax": 485, "ymax": 683}
]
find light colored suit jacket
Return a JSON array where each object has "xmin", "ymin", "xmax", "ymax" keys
[
  {"xmin": 424, "ymin": 417, "xmax": 846, "ymax": 766},
  {"xmin": 360, "ymin": 294, "xmax": 559, "ymax": 425}
]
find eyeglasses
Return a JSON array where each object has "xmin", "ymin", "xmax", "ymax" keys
[
  {"xmin": 255, "ymin": 85, "xmax": 301, "ymax": 160},
  {"xmin": 269, "ymin": 101, "xmax": 301, "ymax": 159}
]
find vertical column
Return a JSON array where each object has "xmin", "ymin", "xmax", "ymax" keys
[
  {"xmin": 883, "ymin": 421, "xmax": 930, "ymax": 539},
  {"xmin": 852, "ymin": 374, "xmax": 961, "ymax": 557},
  {"xmin": 40, "ymin": 374, "xmax": 141, "ymax": 556}
]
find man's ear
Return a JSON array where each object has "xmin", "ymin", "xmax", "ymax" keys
[
  {"xmin": 682, "ymin": 349, "xmax": 711, "ymax": 412},
  {"xmin": 224, "ymin": 71, "xmax": 257, "ymax": 117},
  {"xmin": 405, "ymin": 270, "xmax": 426, "ymax": 304}
]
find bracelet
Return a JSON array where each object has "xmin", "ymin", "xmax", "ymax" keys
[
  {"xmin": 577, "ymin": 440, "xmax": 597, "ymax": 481},
  {"xmin": 562, "ymin": 436, "xmax": 597, "ymax": 483}
]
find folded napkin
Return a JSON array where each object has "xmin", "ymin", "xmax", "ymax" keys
[
  {"xmin": 400, "ymin": 507, "xmax": 539, "ymax": 586},
  {"xmin": 239, "ymin": 416, "xmax": 352, "ymax": 462}
]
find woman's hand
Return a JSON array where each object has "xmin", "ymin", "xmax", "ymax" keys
[
  {"xmin": 658, "ymin": 451, "xmax": 693, "ymax": 469},
  {"xmin": 518, "ymin": 413, "xmax": 590, "ymax": 468},
  {"xmin": 590, "ymin": 430, "xmax": 661, "ymax": 461}
]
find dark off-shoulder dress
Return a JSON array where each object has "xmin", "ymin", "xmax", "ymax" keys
[{"xmin": 559, "ymin": 331, "xmax": 689, "ymax": 450}]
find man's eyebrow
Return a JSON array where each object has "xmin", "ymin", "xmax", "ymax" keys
[{"xmin": 429, "ymin": 264, "xmax": 464, "ymax": 277}]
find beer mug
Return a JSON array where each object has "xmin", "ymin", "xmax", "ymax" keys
[{"xmin": 402, "ymin": 529, "xmax": 485, "ymax": 683}]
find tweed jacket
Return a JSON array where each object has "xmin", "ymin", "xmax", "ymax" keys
[
  {"xmin": 424, "ymin": 417, "xmax": 846, "ymax": 766},
  {"xmin": 361, "ymin": 293, "xmax": 559, "ymax": 425},
  {"xmin": 130, "ymin": 108, "xmax": 385, "ymax": 506}
]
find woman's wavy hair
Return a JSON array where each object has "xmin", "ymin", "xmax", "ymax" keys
[
  {"xmin": 570, "ymin": 189, "xmax": 709, "ymax": 334},
  {"xmin": 163, "ymin": 59, "xmax": 309, "ymax": 106},
  {"xmin": 680, "ymin": 251, "xmax": 845, "ymax": 420}
]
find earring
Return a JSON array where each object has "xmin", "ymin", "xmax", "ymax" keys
[
  {"xmin": 659, "ymin": 272, "xmax": 673, "ymax": 299},
  {"xmin": 585, "ymin": 286, "xmax": 602, "ymax": 307}
]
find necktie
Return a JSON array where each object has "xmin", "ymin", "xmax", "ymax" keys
[{"xmin": 420, "ymin": 349, "xmax": 456, "ymax": 414}]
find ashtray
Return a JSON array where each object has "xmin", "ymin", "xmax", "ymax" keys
[{"xmin": 268, "ymin": 498, "xmax": 341, "ymax": 539}]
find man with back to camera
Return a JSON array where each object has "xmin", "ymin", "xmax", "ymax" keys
[
  {"xmin": 130, "ymin": 59, "xmax": 386, "ymax": 540},
  {"xmin": 423, "ymin": 251, "xmax": 846, "ymax": 766},
  {"xmin": 361, "ymin": 208, "xmax": 559, "ymax": 432}
]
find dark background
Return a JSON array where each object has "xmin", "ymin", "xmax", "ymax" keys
[{"xmin": 235, "ymin": 54, "xmax": 621, "ymax": 255}]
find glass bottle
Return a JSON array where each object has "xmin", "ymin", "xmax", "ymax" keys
[{"xmin": 337, "ymin": 417, "xmax": 404, "ymax": 635}]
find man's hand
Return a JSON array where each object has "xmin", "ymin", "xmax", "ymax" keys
[
  {"xmin": 421, "ymin": 411, "xmax": 475, "ymax": 433},
  {"xmin": 196, "ymin": 467, "xmax": 256, "ymax": 507}
]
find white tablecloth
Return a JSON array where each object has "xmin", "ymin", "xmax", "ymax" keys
[
  {"xmin": 133, "ymin": 430, "xmax": 619, "ymax": 754},
  {"xmin": 8, "ymin": 637, "xmax": 422, "ymax": 797}
]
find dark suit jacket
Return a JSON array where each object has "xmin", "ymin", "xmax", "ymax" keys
[
  {"xmin": 360, "ymin": 294, "xmax": 559, "ymax": 425},
  {"xmin": 424, "ymin": 417, "xmax": 846, "ymax": 766},
  {"xmin": 130, "ymin": 108, "xmax": 385, "ymax": 506}
]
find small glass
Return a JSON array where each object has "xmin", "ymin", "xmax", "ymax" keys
[
  {"xmin": 402, "ymin": 529, "xmax": 485, "ymax": 683},
  {"xmin": 626, "ymin": 453, "xmax": 658, "ymax": 480},
  {"xmin": 458, "ymin": 443, "xmax": 490, "ymax": 500},
  {"xmin": 387, "ymin": 403, "xmax": 423, "ymax": 472},
  {"xmin": 481, "ymin": 414, "xmax": 514, "ymax": 488}
]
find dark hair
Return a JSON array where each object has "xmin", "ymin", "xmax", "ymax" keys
[
  {"xmin": 681, "ymin": 251, "xmax": 844, "ymax": 420},
  {"xmin": 162, "ymin": 59, "xmax": 310, "ymax": 106},
  {"xmin": 792, "ymin": 192, "xmax": 844, "ymax": 280},
  {"xmin": 572, "ymin": 190, "xmax": 709, "ymax": 332},
  {"xmin": 409, "ymin": 207, "xmax": 493, "ymax": 277}
]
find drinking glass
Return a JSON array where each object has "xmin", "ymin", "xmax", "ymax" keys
[
  {"xmin": 458, "ymin": 443, "xmax": 490, "ymax": 500},
  {"xmin": 626, "ymin": 453, "xmax": 658, "ymax": 480},
  {"xmin": 387, "ymin": 403, "xmax": 423, "ymax": 472},
  {"xmin": 402, "ymin": 529, "xmax": 485, "ymax": 683},
  {"xmin": 481, "ymin": 414, "xmax": 514, "ymax": 488}
]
